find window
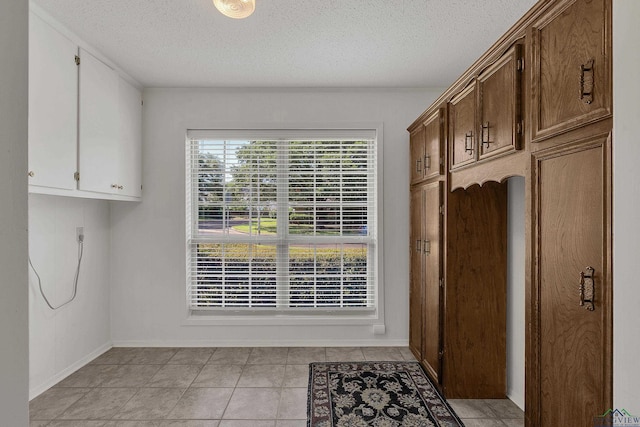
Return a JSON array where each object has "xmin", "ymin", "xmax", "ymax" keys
[{"xmin": 186, "ymin": 130, "xmax": 378, "ymax": 312}]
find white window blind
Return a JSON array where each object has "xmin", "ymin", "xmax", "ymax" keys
[{"xmin": 186, "ymin": 131, "xmax": 377, "ymax": 311}]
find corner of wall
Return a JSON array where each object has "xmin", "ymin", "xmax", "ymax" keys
[{"xmin": 0, "ymin": 0, "xmax": 29, "ymax": 423}]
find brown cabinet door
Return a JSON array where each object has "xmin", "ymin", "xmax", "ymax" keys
[
  {"xmin": 423, "ymin": 109, "xmax": 444, "ymax": 180},
  {"xmin": 445, "ymin": 182, "xmax": 507, "ymax": 398},
  {"xmin": 535, "ymin": 136, "xmax": 611, "ymax": 426},
  {"xmin": 410, "ymin": 125, "xmax": 426, "ymax": 184},
  {"xmin": 478, "ymin": 44, "xmax": 523, "ymax": 160},
  {"xmin": 531, "ymin": 0, "xmax": 612, "ymax": 142},
  {"xmin": 421, "ymin": 181, "xmax": 443, "ymax": 383},
  {"xmin": 449, "ymin": 84, "xmax": 477, "ymax": 170},
  {"xmin": 409, "ymin": 187, "xmax": 424, "ymax": 359}
]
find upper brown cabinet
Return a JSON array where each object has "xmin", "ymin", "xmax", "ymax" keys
[
  {"xmin": 410, "ymin": 125, "xmax": 426, "ymax": 184},
  {"xmin": 423, "ymin": 109, "xmax": 444, "ymax": 180},
  {"xmin": 450, "ymin": 43, "xmax": 524, "ymax": 171},
  {"xmin": 531, "ymin": 0, "xmax": 612, "ymax": 142},
  {"xmin": 478, "ymin": 44, "xmax": 524, "ymax": 160},
  {"xmin": 410, "ymin": 108, "xmax": 444, "ymax": 183},
  {"xmin": 449, "ymin": 83, "xmax": 476, "ymax": 170}
]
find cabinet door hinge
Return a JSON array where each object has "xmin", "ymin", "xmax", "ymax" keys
[
  {"xmin": 75, "ymin": 55, "xmax": 80, "ymax": 66},
  {"xmin": 439, "ymin": 205, "xmax": 444, "ymax": 215},
  {"xmin": 516, "ymin": 57, "xmax": 524, "ymax": 71},
  {"xmin": 516, "ymin": 120, "xmax": 524, "ymax": 135},
  {"xmin": 439, "ymin": 278, "xmax": 444, "ymax": 288},
  {"xmin": 438, "ymin": 350, "xmax": 444, "ymax": 360},
  {"xmin": 439, "ymin": 156, "xmax": 444, "ymax": 166},
  {"xmin": 74, "ymin": 171, "xmax": 80, "ymax": 181}
]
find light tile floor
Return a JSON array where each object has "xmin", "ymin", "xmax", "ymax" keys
[{"xmin": 30, "ymin": 347, "xmax": 524, "ymax": 426}]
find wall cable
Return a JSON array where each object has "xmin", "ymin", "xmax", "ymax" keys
[{"xmin": 29, "ymin": 234, "xmax": 84, "ymax": 310}]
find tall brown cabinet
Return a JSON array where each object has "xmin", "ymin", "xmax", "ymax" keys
[{"xmin": 408, "ymin": 0, "xmax": 612, "ymax": 425}]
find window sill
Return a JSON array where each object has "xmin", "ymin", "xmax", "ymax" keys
[{"xmin": 183, "ymin": 309, "xmax": 380, "ymax": 326}]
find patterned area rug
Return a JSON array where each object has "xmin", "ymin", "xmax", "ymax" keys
[{"xmin": 307, "ymin": 361, "xmax": 464, "ymax": 427}]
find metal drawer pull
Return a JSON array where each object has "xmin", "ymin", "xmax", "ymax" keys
[
  {"xmin": 580, "ymin": 59, "xmax": 595, "ymax": 105},
  {"xmin": 579, "ymin": 266, "xmax": 595, "ymax": 311},
  {"xmin": 416, "ymin": 158, "xmax": 422, "ymax": 173},
  {"xmin": 424, "ymin": 154, "xmax": 431, "ymax": 170},
  {"xmin": 423, "ymin": 240, "xmax": 430, "ymax": 255},
  {"xmin": 416, "ymin": 239, "xmax": 421, "ymax": 252},
  {"xmin": 481, "ymin": 122, "xmax": 490, "ymax": 148},
  {"xmin": 464, "ymin": 131, "xmax": 474, "ymax": 154}
]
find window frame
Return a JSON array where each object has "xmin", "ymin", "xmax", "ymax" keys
[{"xmin": 183, "ymin": 124, "xmax": 385, "ymax": 326}]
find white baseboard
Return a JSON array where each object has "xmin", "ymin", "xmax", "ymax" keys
[
  {"xmin": 29, "ymin": 342, "xmax": 112, "ymax": 401},
  {"xmin": 506, "ymin": 390, "xmax": 525, "ymax": 411},
  {"xmin": 111, "ymin": 339, "xmax": 409, "ymax": 348}
]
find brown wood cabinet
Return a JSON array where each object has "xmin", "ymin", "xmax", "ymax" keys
[
  {"xmin": 478, "ymin": 43, "xmax": 523, "ymax": 160},
  {"xmin": 449, "ymin": 84, "xmax": 476, "ymax": 170},
  {"xmin": 423, "ymin": 110, "xmax": 444, "ymax": 180},
  {"xmin": 409, "ymin": 186, "xmax": 424, "ymax": 358},
  {"xmin": 444, "ymin": 182, "xmax": 507, "ymax": 398},
  {"xmin": 409, "ymin": 125, "xmax": 426, "ymax": 185},
  {"xmin": 450, "ymin": 43, "xmax": 524, "ymax": 170},
  {"xmin": 531, "ymin": 0, "xmax": 612, "ymax": 143},
  {"xmin": 410, "ymin": 109, "xmax": 444, "ymax": 184},
  {"xmin": 408, "ymin": 0, "xmax": 612, "ymax": 424},
  {"xmin": 531, "ymin": 131, "xmax": 612, "ymax": 426},
  {"xmin": 409, "ymin": 179, "xmax": 506, "ymax": 398},
  {"xmin": 409, "ymin": 181, "xmax": 444, "ymax": 383},
  {"xmin": 421, "ymin": 181, "xmax": 443, "ymax": 383}
]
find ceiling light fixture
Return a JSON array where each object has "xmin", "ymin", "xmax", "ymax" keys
[{"xmin": 213, "ymin": 0, "xmax": 255, "ymax": 19}]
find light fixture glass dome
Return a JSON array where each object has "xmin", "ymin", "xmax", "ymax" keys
[{"xmin": 213, "ymin": 0, "xmax": 255, "ymax": 19}]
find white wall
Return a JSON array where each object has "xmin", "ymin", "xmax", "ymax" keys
[
  {"xmin": 28, "ymin": 194, "xmax": 112, "ymax": 398},
  {"xmin": 0, "ymin": 0, "xmax": 29, "ymax": 424},
  {"xmin": 110, "ymin": 88, "xmax": 438, "ymax": 346},
  {"xmin": 507, "ymin": 177, "xmax": 525, "ymax": 409},
  {"xmin": 613, "ymin": 0, "xmax": 640, "ymax": 411}
]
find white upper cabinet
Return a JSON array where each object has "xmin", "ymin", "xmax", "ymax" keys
[
  {"xmin": 117, "ymin": 77, "xmax": 142, "ymax": 198},
  {"xmin": 28, "ymin": 9, "xmax": 142, "ymax": 201},
  {"xmin": 28, "ymin": 12, "xmax": 78, "ymax": 190},
  {"xmin": 78, "ymin": 48, "xmax": 120, "ymax": 194}
]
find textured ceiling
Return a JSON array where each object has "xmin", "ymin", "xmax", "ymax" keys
[{"xmin": 31, "ymin": 0, "xmax": 538, "ymax": 88}]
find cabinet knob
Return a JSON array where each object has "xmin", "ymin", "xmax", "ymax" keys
[
  {"xmin": 111, "ymin": 184, "xmax": 118, "ymax": 189},
  {"xmin": 118, "ymin": 185, "xmax": 124, "ymax": 190},
  {"xmin": 28, "ymin": 171, "xmax": 35, "ymax": 177}
]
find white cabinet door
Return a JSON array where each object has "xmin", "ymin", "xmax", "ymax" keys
[
  {"xmin": 117, "ymin": 77, "xmax": 142, "ymax": 198},
  {"xmin": 78, "ymin": 48, "xmax": 119, "ymax": 194},
  {"xmin": 28, "ymin": 12, "xmax": 78, "ymax": 190}
]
